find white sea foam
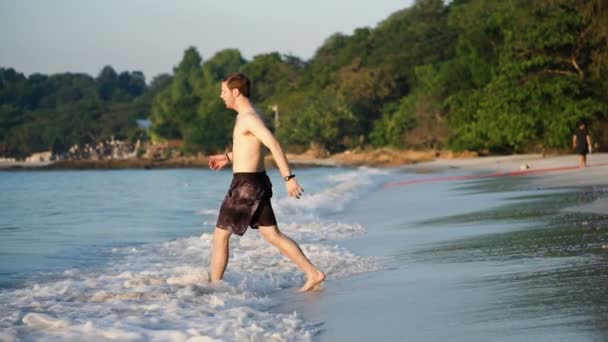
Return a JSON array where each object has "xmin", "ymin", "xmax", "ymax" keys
[
  {"xmin": 0, "ymin": 167, "xmax": 390, "ymax": 341},
  {"xmin": 273, "ymin": 167, "xmax": 389, "ymax": 218},
  {"xmin": 196, "ymin": 208, "xmax": 218, "ymax": 216}
]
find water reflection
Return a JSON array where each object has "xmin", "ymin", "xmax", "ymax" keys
[
  {"xmin": 423, "ymin": 186, "xmax": 608, "ymax": 225},
  {"xmin": 416, "ymin": 184, "xmax": 608, "ymax": 338}
]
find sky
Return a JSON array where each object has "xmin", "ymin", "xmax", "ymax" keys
[{"xmin": 0, "ymin": 0, "xmax": 414, "ymax": 81}]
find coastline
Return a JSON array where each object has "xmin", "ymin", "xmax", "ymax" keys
[
  {"xmin": 4, "ymin": 149, "xmax": 605, "ymax": 215},
  {"xmin": 421, "ymin": 152, "xmax": 608, "ymax": 188},
  {"xmin": 414, "ymin": 152, "xmax": 608, "ymax": 215},
  {"xmin": 2, "ymin": 152, "xmax": 607, "ymax": 340},
  {"xmin": 5, "ymin": 149, "xmax": 604, "ymax": 173},
  {"xmin": 0, "ymin": 148, "xmax": 472, "ymax": 170},
  {"xmin": 276, "ymin": 152, "xmax": 608, "ymax": 341}
]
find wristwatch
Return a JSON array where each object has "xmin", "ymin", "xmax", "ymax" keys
[{"xmin": 283, "ymin": 174, "xmax": 296, "ymax": 181}]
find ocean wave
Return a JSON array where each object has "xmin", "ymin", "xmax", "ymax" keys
[{"xmin": 0, "ymin": 167, "xmax": 390, "ymax": 341}]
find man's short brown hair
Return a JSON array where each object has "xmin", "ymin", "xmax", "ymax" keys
[{"xmin": 223, "ymin": 73, "xmax": 251, "ymax": 98}]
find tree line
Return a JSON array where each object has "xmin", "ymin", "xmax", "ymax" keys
[
  {"xmin": 1, "ymin": 0, "xmax": 606, "ymax": 158},
  {"xmin": 0, "ymin": 66, "xmax": 171, "ymax": 157}
]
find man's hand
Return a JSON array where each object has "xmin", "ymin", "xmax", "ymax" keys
[
  {"xmin": 208, "ymin": 154, "xmax": 230, "ymax": 171},
  {"xmin": 286, "ymin": 178, "xmax": 304, "ymax": 199}
]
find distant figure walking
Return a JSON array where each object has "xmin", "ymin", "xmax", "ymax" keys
[{"xmin": 572, "ymin": 121, "xmax": 592, "ymax": 168}]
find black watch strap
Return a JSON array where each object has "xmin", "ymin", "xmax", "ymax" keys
[{"xmin": 283, "ymin": 174, "xmax": 296, "ymax": 181}]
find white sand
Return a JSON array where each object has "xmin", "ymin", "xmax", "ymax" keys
[
  {"xmin": 425, "ymin": 153, "xmax": 608, "ymax": 187},
  {"xmin": 422, "ymin": 153, "xmax": 608, "ymax": 215}
]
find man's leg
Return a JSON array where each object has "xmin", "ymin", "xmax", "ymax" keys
[
  {"xmin": 210, "ymin": 227, "xmax": 232, "ymax": 281},
  {"xmin": 583, "ymin": 154, "xmax": 587, "ymax": 167},
  {"xmin": 579, "ymin": 154, "xmax": 586, "ymax": 168},
  {"xmin": 259, "ymin": 225, "xmax": 325, "ymax": 292}
]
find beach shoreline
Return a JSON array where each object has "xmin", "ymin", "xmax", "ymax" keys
[
  {"xmin": 3, "ymin": 148, "xmax": 602, "ymax": 172},
  {"xmin": 276, "ymin": 153, "xmax": 608, "ymax": 341},
  {"xmin": 415, "ymin": 152, "xmax": 608, "ymax": 215},
  {"xmin": 0, "ymin": 148, "xmax": 458, "ymax": 170},
  {"xmin": 421, "ymin": 152, "xmax": 608, "ymax": 188},
  {"xmin": 0, "ymin": 148, "xmax": 489, "ymax": 170},
  {"xmin": 2, "ymin": 152, "xmax": 607, "ymax": 340},
  {"xmin": 4, "ymin": 151, "xmax": 605, "ymax": 215}
]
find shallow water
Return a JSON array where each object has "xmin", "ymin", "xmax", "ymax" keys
[
  {"xmin": 0, "ymin": 167, "xmax": 393, "ymax": 341},
  {"xmin": 412, "ymin": 184, "xmax": 608, "ymax": 340},
  {"xmin": 276, "ymin": 171, "xmax": 608, "ymax": 341},
  {"xmin": 1, "ymin": 167, "xmax": 607, "ymax": 341}
]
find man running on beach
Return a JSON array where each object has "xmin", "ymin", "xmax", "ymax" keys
[{"xmin": 207, "ymin": 73, "xmax": 325, "ymax": 292}]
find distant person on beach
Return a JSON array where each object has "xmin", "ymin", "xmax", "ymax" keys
[
  {"xmin": 207, "ymin": 73, "xmax": 325, "ymax": 292},
  {"xmin": 572, "ymin": 121, "xmax": 592, "ymax": 168}
]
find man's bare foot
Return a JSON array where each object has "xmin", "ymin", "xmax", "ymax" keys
[{"xmin": 297, "ymin": 270, "xmax": 326, "ymax": 292}]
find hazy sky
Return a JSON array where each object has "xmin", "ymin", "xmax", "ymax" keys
[{"xmin": 0, "ymin": 0, "xmax": 414, "ymax": 80}]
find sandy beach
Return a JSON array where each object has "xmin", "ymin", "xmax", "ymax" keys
[
  {"xmin": 425, "ymin": 153, "xmax": 608, "ymax": 215},
  {"xmin": 275, "ymin": 152, "xmax": 608, "ymax": 341},
  {"xmin": 426, "ymin": 152, "xmax": 608, "ymax": 188}
]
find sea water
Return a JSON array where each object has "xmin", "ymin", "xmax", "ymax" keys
[
  {"xmin": 0, "ymin": 167, "xmax": 393, "ymax": 341},
  {"xmin": 2, "ymin": 166, "xmax": 607, "ymax": 341}
]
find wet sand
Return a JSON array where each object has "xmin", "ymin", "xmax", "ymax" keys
[
  {"xmin": 427, "ymin": 153, "xmax": 608, "ymax": 215},
  {"xmin": 427, "ymin": 153, "xmax": 608, "ymax": 188},
  {"xmin": 276, "ymin": 153, "xmax": 608, "ymax": 341}
]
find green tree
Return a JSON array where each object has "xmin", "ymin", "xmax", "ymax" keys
[
  {"xmin": 150, "ymin": 47, "xmax": 204, "ymax": 141},
  {"xmin": 445, "ymin": 0, "xmax": 607, "ymax": 152},
  {"xmin": 278, "ymin": 96, "xmax": 358, "ymax": 152}
]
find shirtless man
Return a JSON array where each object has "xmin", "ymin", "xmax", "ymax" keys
[{"xmin": 208, "ymin": 73, "xmax": 325, "ymax": 292}]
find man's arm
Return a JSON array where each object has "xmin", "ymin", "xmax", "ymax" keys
[
  {"xmin": 244, "ymin": 114, "xmax": 303, "ymax": 198},
  {"xmin": 208, "ymin": 152, "xmax": 232, "ymax": 171},
  {"xmin": 244, "ymin": 114, "xmax": 292, "ymax": 176},
  {"xmin": 572, "ymin": 135, "xmax": 577, "ymax": 148}
]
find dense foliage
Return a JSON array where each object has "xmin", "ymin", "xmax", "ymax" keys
[
  {"xmin": 0, "ymin": 66, "xmax": 170, "ymax": 157},
  {"xmin": 2, "ymin": 0, "xmax": 606, "ymax": 157}
]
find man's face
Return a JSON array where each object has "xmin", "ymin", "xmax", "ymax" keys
[{"xmin": 220, "ymin": 82, "xmax": 236, "ymax": 109}]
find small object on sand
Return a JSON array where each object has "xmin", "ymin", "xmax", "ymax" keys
[{"xmin": 519, "ymin": 163, "xmax": 530, "ymax": 170}]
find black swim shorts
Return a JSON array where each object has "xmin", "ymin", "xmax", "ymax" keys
[
  {"xmin": 216, "ymin": 171, "xmax": 278, "ymax": 236},
  {"xmin": 575, "ymin": 144, "xmax": 589, "ymax": 155}
]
